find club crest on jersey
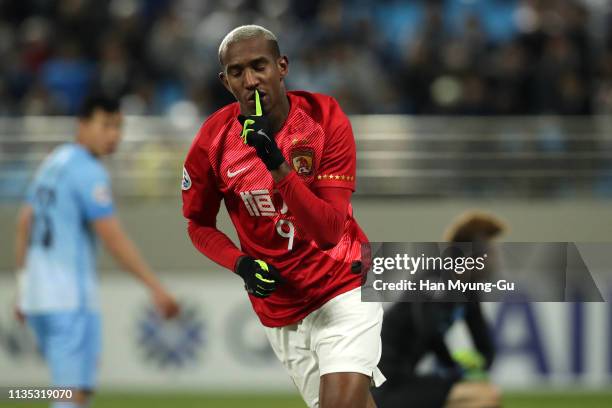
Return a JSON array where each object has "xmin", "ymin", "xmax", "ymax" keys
[
  {"xmin": 290, "ymin": 148, "xmax": 314, "ymax": 176},
  {"xmin": 182, "ymin": 167, "xmax": 192, "ymax": 190}
]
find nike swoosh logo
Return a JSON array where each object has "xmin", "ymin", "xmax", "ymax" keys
[
  {"xmin": 227, "ymin": 166, "xmax": 250, "ymax": 178},
  {"xmin": 257, "ymin": 129, "xmax": 271, "ymax": 141}
]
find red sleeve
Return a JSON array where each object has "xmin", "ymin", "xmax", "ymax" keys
[
  {"xmin": 182, "ymin": 127, "xmax": 244, "ymax": 271},
  {"xmin": 312, "ymin": 98, "xmax": 356, "ymax": 191},
  {"xmin": 275, "ymin": 171, "xmax": 350, "ymax": 250},
  {"xmin": 187, "ymin": 220, "xmax": 243, "ymax": 272}
]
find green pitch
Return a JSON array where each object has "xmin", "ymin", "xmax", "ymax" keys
[{"xmin": 3, "ymin": 392, "xmax": 611, "ymax": 407}]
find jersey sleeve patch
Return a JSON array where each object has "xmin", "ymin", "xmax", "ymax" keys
[
  {"xmin": 182, "ymin": 166, "xmax": 192, "ymax": 191},
  {"xmin": 92, "ymin": 184, "xmax": 112, "ymax": 205}
]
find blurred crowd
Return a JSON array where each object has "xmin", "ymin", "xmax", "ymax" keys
[{"xmin": 2, "ymin": 0, "xmax": 612, "ymax": 116}]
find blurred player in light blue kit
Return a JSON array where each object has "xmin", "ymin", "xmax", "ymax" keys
[{"xmin": 14, "ymin": 96, "xmax": 180, "ymax": 408}]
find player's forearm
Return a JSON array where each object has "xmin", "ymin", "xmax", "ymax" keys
[
  {"xmin": 188, "ymin": 220, "xmax": 244, "ymax": 272},
  {"xmin": 274, "ymin": 171, "xmax": 348, "ymax": 250},
  {"xmin": 432, "ymin": 338, "xmax": 456, "ymax": 368},
  {"xmin": 94, "ymin": 218, "xmax": 165, "ymax": 292},
  {"xmin": 104, "ymin": 233, "xmax": 165, "ymax": 292},
  {"xmin": 14, "ymin": 205, "xmax": 32, "ymax": 269},
  {"xmin": 270, "ymin": 162, "xmax": 292, "ymax": 183},
  {"xmin": 466, "ymin": 302, "xmax": 496, "ymax": 368},
  {"xmin": 15, "ymin": 227, "xmax": 28, "ymax": 269}
]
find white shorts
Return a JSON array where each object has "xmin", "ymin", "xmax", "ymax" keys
[{"xmin": 264, "ymin": 287, "xmax": 386, "ymax": 408}]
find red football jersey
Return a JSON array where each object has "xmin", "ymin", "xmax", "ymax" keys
[{"xmin": 182, "ymin": 91, "xmax": 367, "ymax": 327}]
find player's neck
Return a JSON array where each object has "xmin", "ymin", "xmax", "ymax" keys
[
  {"xmin": 268, "ymin": 93, "xmax": 290, "ymax": 135},
  {"xmin": 75, "ymin": 139, "xmax": 99, "ymax": 158}
]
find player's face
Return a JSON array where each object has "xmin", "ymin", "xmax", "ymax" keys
[
  {"xmin": 80, "ymin": 109, "xmax": 123, "ymax": 156},
  {"xmin": 219, "ymin": 36, "xmax": 288, "ymax": 116}
]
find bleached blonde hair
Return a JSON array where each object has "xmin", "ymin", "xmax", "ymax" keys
[{"xmin": 218, "ymin": 25, "xmax": 280, "ymax": 65}]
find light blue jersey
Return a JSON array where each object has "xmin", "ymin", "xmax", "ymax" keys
[{"xmin": 20, "ymin": 143, "xmax": 114, "ymax": 312}]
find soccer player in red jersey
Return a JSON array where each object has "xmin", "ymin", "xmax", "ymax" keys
[{"xmin": 182, "ymin": 25, "xmax": 384, "ymax": 408}]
